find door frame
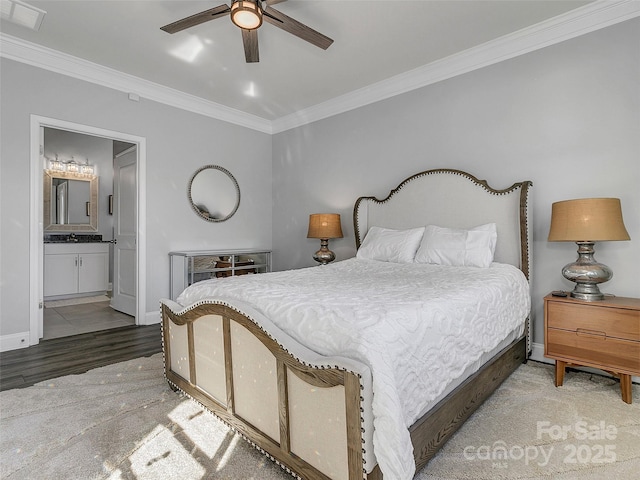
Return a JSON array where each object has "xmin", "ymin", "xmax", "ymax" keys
[{"xmin": 29, "ymin": 115, "xmax": 147, "ymax": 345}]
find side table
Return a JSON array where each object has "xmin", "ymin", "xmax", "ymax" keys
[{"xmin": 544, "ymin": 293, "xmax": 640, "ymax": 404}]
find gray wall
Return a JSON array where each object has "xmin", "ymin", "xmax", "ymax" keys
[
  {"xmin": 272, "ymin": 18, "xmax": 640, "ymax": 346},
  {"xmin": 0, "ymin": 58, "xmax": 272, "ymax": 339}
]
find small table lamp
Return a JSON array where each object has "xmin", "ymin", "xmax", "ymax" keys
[
  {"xmin": 307, "ymin": 213, "xmax": 343, "ymax": 264},
  {"xmin": 548, "ymin": 198, "xmax": 630, "ymax": 301}
]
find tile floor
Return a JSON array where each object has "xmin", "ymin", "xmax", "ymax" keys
[{"xmin": 43, "ymin": 299, "xmax": 135, "ymax": 340}]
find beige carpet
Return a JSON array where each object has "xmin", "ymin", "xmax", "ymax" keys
[{"xmin": 1, "ymin": 355, "xmax": 638, "ymax": 480}]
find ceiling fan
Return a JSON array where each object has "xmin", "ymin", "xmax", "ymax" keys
[{"xmin": 160, "ymin": 0, "xmax": 333, "ymax": 63}]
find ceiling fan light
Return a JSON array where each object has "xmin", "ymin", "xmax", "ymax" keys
[{"xmin": 230, "ymin": 0, "xmax": 262, "ymax": 30}]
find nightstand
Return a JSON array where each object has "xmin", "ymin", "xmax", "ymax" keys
[{"xmin": 544, "ymin": 293, "xmax": 640, "ymax": 404}]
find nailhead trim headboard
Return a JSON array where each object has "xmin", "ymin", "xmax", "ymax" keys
[{"xmin": 353, "ymin": 168, "xmax": 532, "ymax": 279}]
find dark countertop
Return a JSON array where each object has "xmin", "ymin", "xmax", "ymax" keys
[{"xmin": 44, "ymin": 234, "xmax": 106, "ymax": 243}]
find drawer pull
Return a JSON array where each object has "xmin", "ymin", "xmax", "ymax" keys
[{"xmin": 576, "ymin": 328, "xmax": 606, "ymax": 338}]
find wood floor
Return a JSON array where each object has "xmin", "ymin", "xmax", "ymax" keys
[{"xmin": 0, "ymin": 324, "xmax": 162, "ymax": 392}]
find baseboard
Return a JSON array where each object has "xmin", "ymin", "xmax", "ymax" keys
[
  {"xmin": 529, "ymin": 342, "xmax": 548, "ymax": 364},
  {"xmin": 0, "ymin": 331, "xmax": 30, "ymax": 352},
  {"xmin": 140, "ymin": 310, "xmax": 161, "ymax": 326},
  {"xmin": 530, "ymin": 341, "xmax": 639, "ymax": 385}
]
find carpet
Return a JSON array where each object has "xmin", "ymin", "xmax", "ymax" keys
[
  {"xmin": 44, "ymin": 295, "xmax": 110, "ymax": 308},
  {"xmin": 1, "ymin": 355, "xmax": 638, "ymax": 480}
]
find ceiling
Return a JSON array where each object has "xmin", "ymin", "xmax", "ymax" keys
[{"xmin": 1, "ymin": 0, "xmax": 607, "ymax": 126}]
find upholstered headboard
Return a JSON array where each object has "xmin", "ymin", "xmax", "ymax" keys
[{"xmin": 353, "ymin": 169, "xmax": 532, "ymax": 279}]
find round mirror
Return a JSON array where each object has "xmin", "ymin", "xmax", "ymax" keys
[{"xmin": 188, "ymin": 165, "xmax": 240, "ymax": 222}]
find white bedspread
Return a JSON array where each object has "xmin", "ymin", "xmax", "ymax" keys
[{"xmin": 177, "ymin": 258, "xmax": 530, "ymax": 480}]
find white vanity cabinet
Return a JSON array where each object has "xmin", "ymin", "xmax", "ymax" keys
[{"xmin": 44, "ymin": 243, "xmax": 109, "ymax": 298}]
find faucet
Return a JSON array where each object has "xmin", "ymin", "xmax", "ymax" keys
[{"xmin": 68, "ymin": 233, "xmax": 78, "ymax": 242}]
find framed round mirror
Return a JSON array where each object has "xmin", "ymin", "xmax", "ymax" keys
[{"xmin": 188, "ymin": 165, "xmax": 240, "ymax": 222}]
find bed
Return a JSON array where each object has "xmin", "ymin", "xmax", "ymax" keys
[{"xmin": 160, "ymin": 168, "xmax": 533, "ymax": 480}]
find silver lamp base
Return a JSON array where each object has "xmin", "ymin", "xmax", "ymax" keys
[
  {"xmin": 562, "ymin": 241, "xmax": 612, "ymax": 301},
  {"xmin": 313, "ymin": 239, "xmax": 336, "ymax": 265}
]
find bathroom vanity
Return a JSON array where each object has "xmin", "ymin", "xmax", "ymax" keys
[{"xmin": 44, "ymin": 242, "xmax": 109, "ymax": 298}]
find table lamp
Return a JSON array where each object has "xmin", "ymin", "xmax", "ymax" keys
[
  {"xmin": 307, "ymin": 213, "xmax": 343, "ymax": 264},
  {"xmin": 548, "ymin": 198, "xmax": 630, "ymax": 301}
]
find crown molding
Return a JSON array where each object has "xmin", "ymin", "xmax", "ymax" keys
[
  {"xmin": 0, "ymin": 32, "xmax": 273, "ymax": 134},
  {"xmin": 272, "ymin": 0, "xmax": 640, "ymax": 133},
  {"xmin": 1, "ymin": 1, "xmax": 638, "ymax": 135}
]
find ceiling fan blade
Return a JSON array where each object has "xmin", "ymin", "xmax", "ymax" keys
[
  {"xmin": 266, "ymin": 0, "xmax": 287, "ymax": 5},
  {"xmin": 263, "ymin": 6, "xmax": 333, "ymax": 50},
  {"xmin": 160, "ymin": 4, "xmax": 230, "ymax": 34},
  {"xmin": 241, "ymin": 29, "xmax": 260, "ymax": 63}
]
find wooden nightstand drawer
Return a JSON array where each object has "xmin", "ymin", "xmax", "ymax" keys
[
  {"xmin": 546, "ymin": 299, "xmax": 640, "ymax": 341},
  {"xmin": 546, "ymin": 327, "xmax": 640, "ymax": 375},
  {"xmin": 544, "ymin": 294, "xmax": 640, "ymax": 403}
]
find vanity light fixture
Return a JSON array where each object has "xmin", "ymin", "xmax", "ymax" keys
[
  {"xmin": 66, "ymin": 159, "xmax": 80, "ymax": 173},
  {"xmin": 49, "ymin": 155, "xmax": 66, "ymax": 172},
  {"xmin": 47, "ymin": 155, "xmax": 95, "ymax": 175},
  {"xmin": 81, "ymin": 159, "xmax": 95, "ymax": 175}
]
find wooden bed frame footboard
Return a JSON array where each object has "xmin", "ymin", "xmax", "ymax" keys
[
  {"xmin": 161, "ymin": 300, "xmax": 526, "ymax": 480},
  {"xmin": 161, "ymin": 301, "xmax": 368, "ymax": 480}
]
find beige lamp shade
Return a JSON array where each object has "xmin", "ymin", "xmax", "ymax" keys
[
  {"xmin": 548, "ymin": 198, "xmax": 630, "ymax": 242},
  {"xmin": 307, "ymin": 213, "xmax": 343, "ymax": 239}
]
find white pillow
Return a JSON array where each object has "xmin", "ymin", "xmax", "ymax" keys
[
  {"xmin": 414, "ymin": 223, "xmax": 497, "ymax": 268},
  {"xmin": 356, "ymin": 226, "xmax": 425, "ymax": 264}
]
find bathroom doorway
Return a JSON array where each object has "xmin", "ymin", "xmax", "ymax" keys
[
  {"xmin": 41, "ymin": 129, "xmax": 136, "ymax": 339},
  {"xmin": 30, "ymin": 116, "xmax": 147, "ymax": 345}
]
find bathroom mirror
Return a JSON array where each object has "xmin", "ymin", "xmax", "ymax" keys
[
  {"xmin": 188, "ymin": 165, "xmax": 240, "ymax": 222},
  {"xmin": 44, "ymin": 170, "xmax": 98, "ymax": 231}
]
